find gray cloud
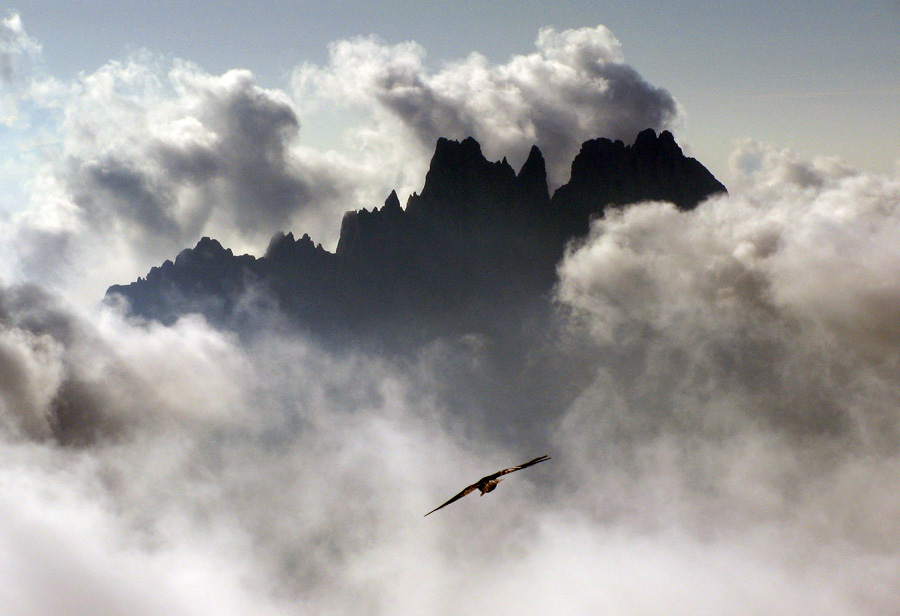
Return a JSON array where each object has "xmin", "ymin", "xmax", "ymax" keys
[
  {"xmin": 58, "ymin": 62, "xmax": 321, "ymax": 243},
  {"xmin": 294, "ymin": 25, "xmax": 681, "ymax": 185},
  {"xmin": 10, "ymin": 57, "xmax": 358, "ymax": 304},
  {"xmin": 0, "ymin": 282, "xmax": 252, "ymax": 445},
  {"xmin": 555, "ymin": 143, "xmax": 900, "ymax": 569}
]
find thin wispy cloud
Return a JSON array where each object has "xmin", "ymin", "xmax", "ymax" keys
[{"xmin": 0, "ymin": 13, "xmax": 40, "ymax": 81}]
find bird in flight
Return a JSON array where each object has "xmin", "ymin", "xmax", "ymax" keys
[{"xmin": 424, "ymin": 455, "xmax": 550, "ymax": 517}]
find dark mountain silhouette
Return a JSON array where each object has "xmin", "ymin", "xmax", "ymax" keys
[
  {"xmin": 107, "ymin": 128, "xmax": 725, "ymax": 347},
  {"xmin": 551, "ymin": 129, "xmax": 727, "ymax": 236}
]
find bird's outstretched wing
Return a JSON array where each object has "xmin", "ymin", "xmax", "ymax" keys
[
  {"xmin": 424, "ymin": 484, "xmax": 479, "ymax": 517},
  {"xmin": 484, "ymin": 455, "xmax": 551, "ymax": 481}
]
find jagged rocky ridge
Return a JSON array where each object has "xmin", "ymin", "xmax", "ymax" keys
[{"xmin": 107, "ymin": 129, "xmax": 726, "ymax": 346}]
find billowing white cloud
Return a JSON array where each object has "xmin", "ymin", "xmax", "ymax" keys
[
  {"xmin": 0, "ymin": 283, "xmax": 251, "ymax": 444},
  {"xmin": 6, "ymin": 53, "xmax": 375, "ymax": 303},
  {"xmin": 293, "ymin": 25, "xmax": 681, "ymax": 185},
  {"xmin": 555, "ymin": 143, "xmax": 900, "ymax": 595},
  {"xmin": 12, "ymin": 57, "xmax": 344, "ymax": 289}
]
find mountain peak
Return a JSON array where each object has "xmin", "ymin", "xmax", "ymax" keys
[
  {"xmin": 264, "ymin": 230, "xmax": 323, "ymax": 263},
  {"xmin": 382, "ymin": 189, "xmax": 402, "ymax": 214},
  {"xmin": 515, "ymin": 144, "xmax": 550, "ymax": 208},
  {"xmin": 551, "ymin": 129, "xmax": 727, "ymax": 234},
  {"xmin": 408, "ymin": 136, "xmax": 518, "ymax": 217},
  {"xmin": 633, "ymin": 127, "xmax": 683, "ymax": 158},
  {"xmin": 633, "ymin": 127, "xmax": 658, "ymax": 148},
  {"xmin": 174, "ymin": 236, "xmax": 231, "ymax": 267}
]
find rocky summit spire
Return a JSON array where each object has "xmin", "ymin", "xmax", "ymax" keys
[
  {"xmin": 382, "ymin": 189, "xmax": 402, "ymax": 214},
  {"xmin": 406, "ymin": 137, "xmax": 518, "ymax": 218},
  {"xmin": 551, "ymin": 128, "xmax": 727, "ymax": 236},
  {"xmin": 515, "ymin": 145, "xmax": 550, "ymax": 208}
]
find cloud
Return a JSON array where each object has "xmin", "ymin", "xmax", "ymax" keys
[
  {"xmin": 293, "ymin": 25, "xmax": 681, "ymax": 185},
  {"xmin": 69, "ymin": 61, "xmax": 313, "ymax": 234},
  {"xmin": 21, "ymin": 58, "xmax": 329, "ymax": 254},
  {"xmin": 0, "ymin": 13, "xmax": 60, "ymax": 129},
  {"xmin": 8, "ymin": 54, "xmax": 366, "ymax": 304},
  {"xmin": 0, "ymin": 13, "xmax": 40, "ymax": 84},
  {"xmin": 0, "ymin": 284, "xmax": 525, "ymax": 613},
  {"xmin": 555, "ymin": 143, "xmax": 900, "ymax": 570},
  {"xmin": 1, "ymin": 284, "xmax": 897, "ymax": 615},
  {"xmin": 0, "ymin": 456, "xmax": 292, "ymax": 616},
  {"xmin": 0, "ymin": 282, "xmax": 251, "ymax": 444}
]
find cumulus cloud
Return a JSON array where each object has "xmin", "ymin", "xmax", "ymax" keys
[
  {"xmin": 0, "ymin": 282, "xmax": 251, "ymax": 444},
  {"xmin": 554, "ymin": 144, "xmax": 900, "ymax": 605},
  {"xmin": 0, "ymin": 282, "xmax": 549, "ymax": 614},
  {"xmin": 64, "ymin": 61, "xmax": 314, "ymax": 236},
  {"xmin": 294, "ymin": 25, "xmax": 681, "ymax": 185},
  {"xmin": 9, "ymin": 55, "xmax": 359, "ymax": 301},
  {"xmin": 557, "ymin": 142, "xmax": 900, "ymax": 446}
]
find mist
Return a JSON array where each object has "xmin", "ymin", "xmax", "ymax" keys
[
  {"xmin": 2, "ymin": 141, "xmax": 899, "ymax": 614},
  {"xmin": 2, "ymin": 13, "xmax": 900, "ymax": 616}
]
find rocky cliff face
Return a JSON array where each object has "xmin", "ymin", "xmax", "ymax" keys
[{"xmin": 107, "ymin": 129, "xmax": 726, "ymax": 346}]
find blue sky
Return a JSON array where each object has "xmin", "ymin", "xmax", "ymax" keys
[{"xmin": 7, "ymin": 0, "xmax": 900, "ymax": 178}]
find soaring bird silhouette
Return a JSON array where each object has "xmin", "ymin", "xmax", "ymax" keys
[{"xmin": 424, "ymin": 455, "xmax": 550, "ymax": 516}]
